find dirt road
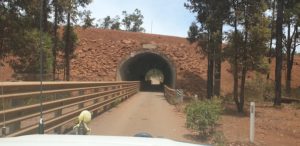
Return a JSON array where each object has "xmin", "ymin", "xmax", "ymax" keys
[{"xmin": 88, "ymin": 92, "xmax": 195, "ymax": 143}]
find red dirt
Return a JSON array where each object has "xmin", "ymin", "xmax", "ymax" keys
[
  {"xmin": 0, "ymin": 59, "xmax": 14, "ymax": 81},
  {"xmin": 221, "ymin": 56, "xmax": 300, "ymax": 95},
  {"xmin": 220, "ymin": 103, "xmax": 300, "ymax": 146}
]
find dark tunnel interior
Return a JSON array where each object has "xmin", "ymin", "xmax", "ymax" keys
[{"xmin": 119, "ymin": 52, "xmax": 175, "ymax": 91}]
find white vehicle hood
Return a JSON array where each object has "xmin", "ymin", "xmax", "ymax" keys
[{"xmin": 0, "ymin": 135, "xmax": 208, "ymax": 146}]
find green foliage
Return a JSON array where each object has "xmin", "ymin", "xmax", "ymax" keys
[
  {"xmin": 82, "ymin": 10, "xmax": 95, "ymax": 29},
  {"xmin": 64, "ymin": 0, "xmax": 92, "ymax": 16},
  {"xmin": 63, "ymin": 25, "xmax": 78, "ymax": 55},
  {"xmin": 223, "ymin": 0, "xmax": 270, "ymax": 112},
  {"xmin": 11, "ymin": 29, "xmax": 53, "ymax": 74},
  {"xmin": 224, "ymin": 2, "xmax": 270, "ymax": 72},
  {"xmin": 122, "ymin": 9, "xmax": 145, "ymax": 32},
  {"xmin": 112, "ymin": 98, "xmax": 122, "ymax": 107},
  {"xmin": 223, "ymin": 30, "xmax": 244, "ymax": 63},
  {"xmin": 212, "ymin": 131, "xmax": 227, "ymax": 146},
  {"xmin": 245, "ymin": 73, "xmax": 274, "ymax": 102},
  {"xmin": 184, "ymin": 0, "xmax": 230, "ymax": 31},
  {"xmin": 187, "ymin": 22, "xmax": 200, "ymax": 43},
  {"xmin": 185, "ymin": 0, "xmax": 230, "ymax": 52},
  {"xmin": 99, "ymin": 15, "xmax": 121, "ymax": 30},
  {"xmin": 0, "ymin": 0, "xmax": 92, "ymax": 79},
  {"xmin": 185, "ymin": 98, "xmax": 222, "ymax": 136},
  {"xmin": 101, "ymin": 16, "xmax": 113, "ymax": 29},
  {"xmin": 247, "ymin": 15, "xmax": 271, "ymax": 69},
  {"xmin": 291, "ymin": 102, "xmax": 300, "ymax": 109},
  {"xmin": 98, "ymin": 9, "xmax": 145, "ymax": 32},
  {"xmin": 110, "ymin": 16, "xmax": 121, "ymax": 30},
  {"xmin": 257, "ymin": 57, "xmax": 270, "ymax": 74},
  {"xmin": 0, "ymin": 0, "xmax": 30, "ymax": 60},
  {"xmin": 185, "ymin": 0, "xmax": 230, "ymax": 98},
  {"xmin": 52, "ymin": 0, "xmax": 66, "ymax": 24}
]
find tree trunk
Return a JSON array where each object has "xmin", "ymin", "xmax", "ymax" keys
[
  {"xmin": 274, "ymin": 0, "xmax": 283, "ymax": 106},
  {"xmin": 267, "ymin": 0, "xmax": 276, "ymax": 80},
  {"xmin": 207, "ymin": 30, "xmax": 214, "ymax": 99},
  {"xmin": 239, "ymin": 37, "xmax": 247, "ymax": 113},
  {"xmin": 65, "ymin": 12, "xmax": 71, "ymax": 81},
  {"xmin": 214, "ymin": 24, "xmax": 222, "ymax": 97},
  {"xmin": 237, "ymin": 1, "xmax": 249, "ymax": 113},
  {"xmin": 291, "ymin": 25, "xmax": 298, "ymax": 69},
  {"xmin": 63, "ymin": 63, "xmax": 66, "ymax": 80},
  {"xmin": 286, "ymin": 62, "xmax": 292, "ymax": 96},
  {"xmin": 207, "ymin": 44, "xmax": 214, "ymax": 99},
  {"xmin": 42, "ymin": 0, "xmax": 49, "ymax": 32},
  {"xmin": 285, "ymin": 20, "xmax": 292, "ymax": 97},
  {"xmin": 239, "ymin": 67, "xmax": 247, "ymax": 113},
  {"xmin": 233, "ymin": 6, "xmax": 239, "ymax": 111},
  {"xmin": 286, "ymin": 24, "xmax": 298, "ymax": 97},
  {"xmin": 52, "ymin": 0, "xmax": 58, "ymax": 80}
]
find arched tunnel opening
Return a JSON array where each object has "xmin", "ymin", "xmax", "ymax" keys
[{"xmin": 118, "ymin": 52, "xmax": 176, "ymax": 91}]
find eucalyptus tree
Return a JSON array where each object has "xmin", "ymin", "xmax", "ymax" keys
[
  {"xmin": 82, "ymin": 10, "xmax": 95, "ymax": 29},
  {"xmin": 122, "ymin": 9, "xmax": 145, "ymax": 32},
  {"xmin": 63, "ymin": 0, "xmax": 92, "ymax": 81},
  {"xmin": 225, "ymin": 0, "xmax": 270, "ymax": 112},
  {"xmin": 0, "ymin": 0, "xmax": 53, "ymax": 75},
  {"xmin": 283, "ymin": 0, "xmax": 299, "ymax": 97},
  {"xmin": 185, "ymin": 0, "xmax": 230, "ymax": 98},
  {"xmin": 51, "ymin": 0, "xmax": 66, "ymax": 80},
  {"xmin": 274, "ymin": 0, "xmax": 284, "ymax": 105}
]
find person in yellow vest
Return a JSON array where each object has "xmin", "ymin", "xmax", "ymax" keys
[{"xmin": 73, "ymin": 110, "xmax": 92, "ymax": 135}]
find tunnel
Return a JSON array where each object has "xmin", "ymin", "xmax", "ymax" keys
[{"xmin": 118, "ymin": 51, "xmax": 176, "ymax": 91}]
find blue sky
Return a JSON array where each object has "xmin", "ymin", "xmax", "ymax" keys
[
  {"xmin": 85, "ymin": 1, "xmax": 299, "ymax": 52},
  {"xmin": 85, "ymin": 0, "xmax": 196, "ymax": 37}
]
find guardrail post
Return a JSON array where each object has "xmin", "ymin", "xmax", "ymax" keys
[
  {"xmin": 7, "ymin": 121, "xmax": 21, "ymax": 135},
  {"xmin": 78, "ymin": 90, "xmax": 84, "ymax": 109},
  {"xmin": 5, "ymin": 99, "xmax": 21, "ymax": 135},
  {"xmin": 250, "ymin": 102, "xmax": 255, "ymax": 143},
  {"xmin": 176, "ymin": 89, "xmax": 183, "ymax": 103},
  {"xmin": 54, "ymin": 113, "xmax": 62, "ymax": 133},
  {"xmin": 164, "ymin": 86, "xmax": 166, "ymax": 97},
  {"xmin": 53, "ymin": 93, "xmax": 62, "ymax": 134},
  {"xmin": 1, "ymin": 127, "xmax": 8, "ymax": 137},
  {"xmin": 194, "ymin": 94, "xmax": 198, "ymax": 101}
]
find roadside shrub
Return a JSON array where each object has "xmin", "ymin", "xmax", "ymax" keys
[
  {"xmin": 212, "ymin": 131, "xmax": 227, "ymax": 146},
  {"xmin": 185, "ymin": 98, "xmax": 222, "ymax": 136},
  {"xmin": 111, "ymin": 98, "xmax": 122, "ymax": 107},
  {"xmin": 291, "ymin": 102, "xmax": 300, "ymax": 109},
  {"xmin": 245, "ymin": 73, "xmax": 274, "ymax": 102}
]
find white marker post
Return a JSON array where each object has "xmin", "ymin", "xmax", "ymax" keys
[
  {"xmin": 176, "ymin": 89, "xmax": 183, "ymax": 103},
  {"xmin": 250, "ymin": 102, "xmax": 255, "ymax": 143}
]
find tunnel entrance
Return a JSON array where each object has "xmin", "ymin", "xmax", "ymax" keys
[{"xmin": 118, "ymin": 51, "xmax": 176, "ymax": 91}]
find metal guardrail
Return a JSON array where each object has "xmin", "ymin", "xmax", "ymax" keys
[
  {"xmin": 164, "ymin": 85, "xmax": 183, "ymax": 105},
  {"xmin": 0, "ymin": 81, "xmax": 140, "ymax": 137},
  {"xmin": 164, "ymin": 86, "xmax": 197, "ymax": 104}
]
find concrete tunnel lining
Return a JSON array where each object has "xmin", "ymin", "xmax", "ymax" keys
[{"xmin": 117, "ymin": 51, "xmax": 176, "ymax": 91}]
